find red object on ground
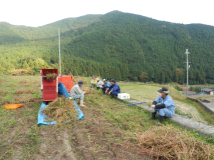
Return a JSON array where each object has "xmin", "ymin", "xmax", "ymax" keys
[
  {"xmin": 41, "ymin": 69, "xmax": 58, "ymax": 101},
  {"xmin": 61, "ymin": 75, "xmax": 73, "ymax": 92}
]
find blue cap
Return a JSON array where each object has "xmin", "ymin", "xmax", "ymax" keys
[
  {"xmin": 103, "ymin": 78, "xmax": 107, "ymax": 81},
  {"xmin": 78, "ymin": 80, "xmax": 83, "ymax": 84},
  {"xmin": 110, "ymin": 79, "xmax": 115, "ymax": 82}
]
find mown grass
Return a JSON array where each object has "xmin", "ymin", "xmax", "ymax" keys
[
  {"xmin": 119, "ymin": 82, "xmax": 214, "ymax": 125},
  {"xmin": 0, "ymin": 75, "xmax": 42, "ymax": 160},
  {"xmin": 1, "ymin": 75, "xmax": 214, "ymax": 159},
  {"xmin": 86, "ymin": 87, "xmax": 214, "ymax": 145}
]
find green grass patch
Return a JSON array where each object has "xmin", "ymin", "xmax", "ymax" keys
[{"xmin": 87, "ymin": 88, "xmax": 214, "ymax": 146}]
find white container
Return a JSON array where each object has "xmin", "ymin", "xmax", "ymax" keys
[{"xmin": 118, "ymin": 93, "xmax": 130, "ymax": 99}]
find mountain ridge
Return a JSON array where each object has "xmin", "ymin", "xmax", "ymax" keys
[{"xmin": 1, "ymin": 11, "xmax": 214, "ymax": 84}]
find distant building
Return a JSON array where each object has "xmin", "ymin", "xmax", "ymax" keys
[{"xmin": 201, "ymin": 88, "xmax": 214, "ymax": 95}]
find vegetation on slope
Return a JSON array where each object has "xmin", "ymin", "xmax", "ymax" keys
[{"xmin": 1, "ymin": 11, "xmax": 214, "ymax": 84}]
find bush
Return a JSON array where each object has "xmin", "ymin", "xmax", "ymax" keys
[
  {"xmin": 175, "ymin": 85, "xmax": 183, "ymax": 91},
  {"xmin": 147, "ymin": 81, "xmax": 154, "ymax": 84},
  {"xmin": 189, "ymin": 86, "xmax": 201, "ymax": 93}
]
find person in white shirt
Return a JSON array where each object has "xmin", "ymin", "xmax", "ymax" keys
[
  {"xmin": 95, "ymin": 78, "xmax": 104, "ymax": 90},
  {"xmin": 69, "ymin": 80, "xmax": 86, "ymax": 107}
]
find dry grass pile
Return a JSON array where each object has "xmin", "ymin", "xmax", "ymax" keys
[
  {"xmin": 42, "ymin": 97, "xmax": 78, "ymax": 124},
  {"xmin": 73, "ymin": 76, "xmax": 88, "ymax": 84},
  {"xmin": 14, "ymin": 96, "xmax": 30, "ymax": 103},
  {"xmin": 14, "ymin": 89, "xmax": 35, "ymax": 94},
  {"xmin": 13, "ymin": 96, "xmax": 40, "ymax": 103},
  {"xmin": 124, "ymin": 125, "xmax": 214, "ymax": 159},
  {"xmin": 45, "ymin": 73, "xmax": 57, "ymax": 81},
  {"xmin": 0, "ymin": 91, "xmax": 9, "ymax": 95},
  {"xmin": 19, "ymin": 80, "xmax": 28, "ymax": 84},
  {"xmin": 0, "ymin": 99, "xmax": 10, "ymax": 105},
  {"xmin": 82, "ymin": 87, "xmax": 92, "ymax": 94},
  {"xmin": 20, "ymin": 84, "xmax": 30, "ymax": 87},
  {"xmin": 8, "ymin": 84, "xmax": 16, "ymax": 87}
]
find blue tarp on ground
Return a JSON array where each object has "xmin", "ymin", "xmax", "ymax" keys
[
  {"xmin": 37, "ymin": 100, "xmax": 84, "ymax": 125},
  {"xmin": 58, "ymin": 82, "xmax": 69, "ymax": 98}
]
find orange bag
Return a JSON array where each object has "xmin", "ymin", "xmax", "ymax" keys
[{"xmin": 4, "ymin": 104, "xmax": 23, "ymax": 109}]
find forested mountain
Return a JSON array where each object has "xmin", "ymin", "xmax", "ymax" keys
[{"xmin": 1, "ymin": 10, "xmax": 214, "ymax": 84}]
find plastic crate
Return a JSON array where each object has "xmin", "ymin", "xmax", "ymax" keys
[
  {"xmin": 63, "ymin": 82, "xmax": 73, "ymax": 92},
  {"xmin": 61, "ymin": 75, "xmax": 73, "ymax": 92},
  {"xmin": 117, "ymin": 93, "xmax": 130, "ymax": 100}
]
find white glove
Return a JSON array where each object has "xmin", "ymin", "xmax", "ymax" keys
[{"xmin": 150, "ymin": 104, "xmax": 155, "ymax": 113}]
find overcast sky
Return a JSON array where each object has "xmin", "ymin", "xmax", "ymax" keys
[{"xmin": 0, "ymin": 0, "xmax": 214, "ymax": 27}]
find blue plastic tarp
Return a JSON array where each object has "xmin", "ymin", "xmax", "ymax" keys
[
  {"xmin": 37, "ymin": 100, "xmax": 84, "ymax": 125},
  {"xmin": 58, "ymin": 82, "xmax": 69, "ymax": 98}
]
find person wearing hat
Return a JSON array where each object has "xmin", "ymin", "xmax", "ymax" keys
[
  {"xmin": 101, "ymin": 79, "xmax": 111, "ymax": 94},
  {"xmin": 95, "ymin": 78, "xmax": 104, "ymax": 90},
  {"xmin": 150, "ymin": 87, "xmax": 175, "ymax": 125},
  {"xmin": 69, "ymin": 80, "xmax": 86, "ymax": 107},
  {"xmin": 105, "ymin": 79, "xmax": 121, "ymax": 98}
]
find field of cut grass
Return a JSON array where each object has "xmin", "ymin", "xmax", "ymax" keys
[
  {"xmin": 1, "ymin": 75, "xmax": 214, "ymax": 159},
  {"xmin": 119, "ymin": 82, "xmax": 214, "ymax": 125}
]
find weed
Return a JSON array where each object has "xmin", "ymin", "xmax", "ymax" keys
[
  {"xmin": 29, "ymin": 132, "xmax": 40, "ymax": 143},
  {"xmin": 5, "ymin": 148, "xmax": 13, "ymax": 155},
  {"xmin": 32, "ymin": 91, "xmax": 40, "ymax": 98}
]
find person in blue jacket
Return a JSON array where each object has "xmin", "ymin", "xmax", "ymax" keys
[
  {"xmin": 101, "ymin": 79, "xmax": 111, "ymax": 94},
  {"xmin": 105, "ymin": 79, "xmax": 121, "ymax": 98},
  {"xmin": 150, "ymin": 87, "xmax": 175, "ymax": 125}
]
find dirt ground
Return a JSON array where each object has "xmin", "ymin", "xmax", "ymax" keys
[
  {"xmin": 0, "ymin": 76, "xmax": 149, "ymax": 160},
  {"xmin": 1, "ymin": 100, "xmax": 137, "ymax": 160}
]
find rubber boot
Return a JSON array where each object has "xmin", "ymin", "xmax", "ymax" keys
[
  {"xmin": 149, "ymin": 112, "xmax": 156, "ymax": 120},
  {"xmin": 111, "ymin": 94, "xmax": 114, "ymax": 99},
  {"xmin": 80, "ymin": 100, "xmax": 85, "ymax": 107},
  {"xmin": 157, "ymin": 116, "xmax": 164, "ymax": 126}
]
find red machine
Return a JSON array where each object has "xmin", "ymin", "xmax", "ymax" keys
[{"xmin": 41, "ymin": 69, "xmax": 58, "ymax": 101}]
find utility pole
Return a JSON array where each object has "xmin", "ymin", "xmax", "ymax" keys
[
  {"xmin": 58, "ymin": 28, "xmax": 61, "ymax": 75},
  {"xmin": 184, "ymin": 49, "xmax": 190, "ymax": 96}
]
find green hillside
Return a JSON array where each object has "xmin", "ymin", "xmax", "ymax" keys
[{"xmin": 1, "ymin": 11, "xmax": 214, "ymax": 84}]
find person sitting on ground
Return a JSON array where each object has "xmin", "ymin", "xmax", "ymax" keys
[
  {"xmin": 91, "ymin": 76, "xmax": 95, "ymax": 88},
  {"xmin": 150, "ymin": 87, "xmax": 175, "ymax": 125},
  {"xmin": 95, "ymin": 78, "xmax": 104, "ymax": 90},
  {"xmin": 69, "ymin": 80, "xmax": 86, "ymax": 107},
  {"xmin": 105, "ymin": 79, "xmax": 121, "ymax": 98},
  {"xmin": 101, "ymin": 79, "xmax": 111, "ymax": 94}
]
